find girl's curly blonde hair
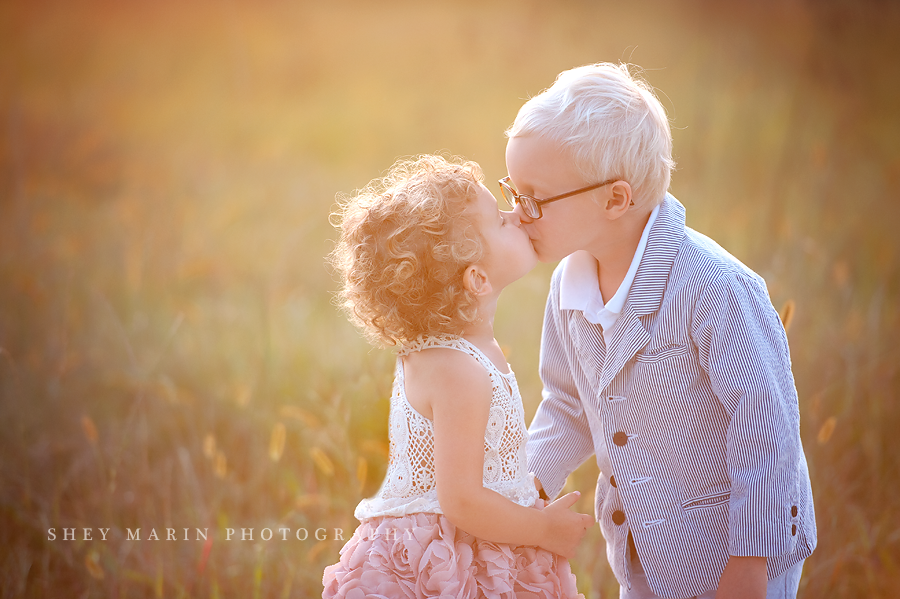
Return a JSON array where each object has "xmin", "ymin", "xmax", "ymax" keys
[{"xmin": 329, "ymin": 154, "xmax": 486, "ymax": 347}]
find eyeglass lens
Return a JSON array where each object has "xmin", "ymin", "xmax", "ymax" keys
[
  {"xmin": 501, "ymin": 182, "xmax": 538, "ymax": 218},
  {"xmin": 500, "ymin": 183, "xmax": 515, "ymax": 209}
]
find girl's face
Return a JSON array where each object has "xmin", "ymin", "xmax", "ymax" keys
[{"xmin": 469, "ymin": 182, "xmax": 538, "ymax": 291}]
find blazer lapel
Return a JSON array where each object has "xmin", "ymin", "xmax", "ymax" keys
[
  {"xmin": 598, "ymin": 305, "xmax": 650, "ymax": 392},
  {"xmin": 597, "ymin": 194, "xmax": 687, "ymax": 393},
  {"xmin": 569, "ymin": 315, "xmax": 606, "ymax": 389}
]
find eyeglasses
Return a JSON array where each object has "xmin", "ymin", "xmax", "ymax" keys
[{"xmin": 498, "ymin": 176, "xmax": 630, "ymax": 219}]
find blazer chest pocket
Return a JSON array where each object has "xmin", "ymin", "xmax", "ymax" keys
[{"xmin": 635, "ymin": 343, "xmax": 690, "ymax": 364}]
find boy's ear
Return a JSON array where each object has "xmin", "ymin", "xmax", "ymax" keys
[
  {"xmin": 605, "ymin": 181, "xmax": 633, "ymax": 220},
  {"xmin": 463, "ymin": 264, "xmax": 493, "ymax": 297}
]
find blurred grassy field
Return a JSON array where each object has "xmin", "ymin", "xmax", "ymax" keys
[{"xmin": 1, "ymin": 0, "xmax": 898, "ymax": 597}]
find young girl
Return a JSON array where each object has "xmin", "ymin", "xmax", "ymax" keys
[{"xmin": 323, "ymin": 155, "xmax": 593, "ymax": 598}]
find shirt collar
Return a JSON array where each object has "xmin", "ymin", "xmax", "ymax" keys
[{"xmin": 559, "ymin": 203, "xmax": 661, "ymax": 314}]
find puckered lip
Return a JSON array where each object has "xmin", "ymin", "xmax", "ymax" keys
[{"xmin": 515, "ymin": 220, "xmax": 538, "ymax": 248}]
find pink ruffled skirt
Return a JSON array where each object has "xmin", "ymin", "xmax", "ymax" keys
[{"xmin": 322, "ymin": 512, "xmax": 583, "ymax": 599}]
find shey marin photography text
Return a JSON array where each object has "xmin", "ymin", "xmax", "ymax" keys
[
  {"xmin": 45, "ymin": 526, "xmax": 369, "ymax": 542},
  {"xmin": 47, "ymin": 527, "xmax": 412, "ymax": 541}
]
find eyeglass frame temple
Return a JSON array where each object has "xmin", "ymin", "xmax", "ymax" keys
[{"xmin": 499, "ymin": 177, "xmax": 633, "ymax": 215}]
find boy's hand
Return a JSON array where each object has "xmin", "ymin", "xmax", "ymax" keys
[
  {"xmin": 715, "ymin": 556, "xmax": 767, "ymax": 599},
  {"xmin": 539, "ymin": 491, "xmax": 594, "ymax": 559}
]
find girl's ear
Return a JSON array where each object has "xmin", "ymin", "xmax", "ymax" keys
[{"xmin": 463, "ymin": 264, "xmax": 493, "ymax": 297}]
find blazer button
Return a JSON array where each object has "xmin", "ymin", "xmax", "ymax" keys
[
  {"xmin": 612, "ymin": 510, "xmax": 626, "ymax": 525},
  {"xmin": 613, "ymin": 431, "xmax": 628, "ymax": 446},
  {"xmin": 791, "ymin": 505, "xmax": 798, "ymax": 517},
  {"xmin": 610, "ymin": 475, "xmax": 617, "ymax": 488},
  {"xmin": 792, "ymin": 524, "xmax": 797, "ymax": 536}
]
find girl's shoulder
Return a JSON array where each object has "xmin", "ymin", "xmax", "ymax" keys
[
  {"xmin": 400, "ymin": 336, "xmax": 493, "ymax": 410},
  {"xmin": 402, "ymin": 343, "xmax": 488, "ymax": 385},
  {"xmin": 400, "ymin": 334, "xmax": 507, "ymax": 372},
  {"xmin": 399, "ymin": 334, "xmax": 475, "ymax": 355}
]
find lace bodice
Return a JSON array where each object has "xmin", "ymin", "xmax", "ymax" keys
[{"xmin": 355, "ymin": 335, "xmax": 539, "ymax": 520}]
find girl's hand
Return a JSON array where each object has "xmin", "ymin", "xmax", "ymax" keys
[{"xmin": 539, "ymin": 491, "xmax": 594, "ymax": 558}]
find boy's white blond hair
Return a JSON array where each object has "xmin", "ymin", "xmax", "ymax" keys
[{"xmin": 506, "ymin": 62, "xmax": 674, "ymax": 207}]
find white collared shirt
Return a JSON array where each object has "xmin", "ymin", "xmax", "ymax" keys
[{"xmin": 558, "ymin": 204, "xmax": 660, "ymax": 348}]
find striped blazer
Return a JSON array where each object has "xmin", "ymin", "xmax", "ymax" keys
[{"xmin": 526, "ymin": 195, "xmax": 816, "ymax": 598}]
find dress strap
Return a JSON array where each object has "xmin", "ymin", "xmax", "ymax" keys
[{"xmin": 398, "ymin": 334, "xmax": 507, "ymax": 378}]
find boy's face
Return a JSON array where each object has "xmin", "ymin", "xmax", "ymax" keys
[{"xmin": 504, "ymin": 135, "xmax": 611, "ymax": 262}]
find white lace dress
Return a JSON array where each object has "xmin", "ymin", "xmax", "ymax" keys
[
  {"xmin": 323, "ymin": 335, "xmax": 583, "ymax": 599},
  {"xmin": 354, "ymin": 334, "xmax": 539, "ymax": 520}
]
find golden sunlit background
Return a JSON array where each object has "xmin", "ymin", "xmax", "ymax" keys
[{"xmin": 1, "ymin": 0, "xmax": 898, "ymax": 596}]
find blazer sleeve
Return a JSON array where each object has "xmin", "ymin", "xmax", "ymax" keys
[
  {"xmin": 526, "ymin": 270, "xmax": 597, "ymax": 500},
  {"xmin": 692, "ymin": 270, "xmax": 802, "ymax": 558}
]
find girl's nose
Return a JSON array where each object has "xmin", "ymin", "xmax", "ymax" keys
[
  {"xmin": 503, "ymin": 210, "xmax": 525, "ymax": 227},
  {"xmin": 511, "ymin": 203, "xmax": 534, "ymax": 224}
]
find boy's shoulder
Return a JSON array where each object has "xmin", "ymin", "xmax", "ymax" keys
[
  {"xmin": 547, "ymin": 195, "xmax": 771, "ymax": 309},
  {"xmin": 676, "ymin": 226, "xmax": 767, "ymax": 292},
  {"xmin": 547, "ymin": 225, "xmax": 766, "ymax": 295}
]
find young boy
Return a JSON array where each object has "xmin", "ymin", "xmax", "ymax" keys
[{"xmin": 502, "ymin": 63, "xmax": 816, "ymax": 599}]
